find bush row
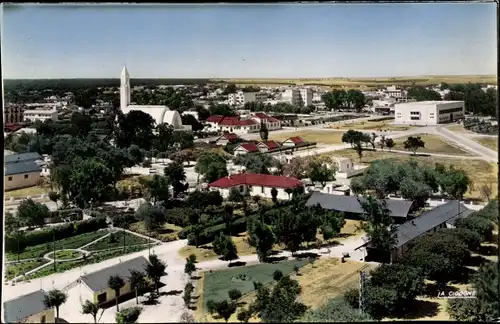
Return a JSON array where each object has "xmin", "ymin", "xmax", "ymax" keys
[
  {"xmin": 186, "ymin": 217, "xmax": 248, "ymax": 246},
  {"xmin": 5, "ymin": 217, "xmax": 107, "ymax": 253},
  {"xmin": 178, "ymin": 214, "xmax": 245, "ymax": 239}
]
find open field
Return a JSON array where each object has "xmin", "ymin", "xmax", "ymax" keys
[
  {"xmin": 5, "ymin": 259, "xmax": 50, "ymax": 280},
  {"xmin": 474, "ymin": 136, "xmax": 498, "ymax": 151},
  {"xmin": 331, "ymin": 120, "xmax": 415, "ymax": 131},
  {"xmin": 179, "ymin": 220, "xmax": 365, "ymax": 262},
  {"xmin": 270, "ymin": 130, "xmax": 344, "ymax": 144},
  {"xmin": 324, "ymin": 149, "xmax": 498, "ymax": 201},
  {"xmin": 211, "ymin": 75, "xmax": 496, "ymax": 88},
  {"xmin": 84, "ymin": 231, "xmax": 149, "ymax": 251},
  {"xmin": 4, "ymin": 185, "xmax": 49, "ymax": 198},
  {"xmin": 393, "ymin": 134, "xmax": 473, "ymax": 156},
  {"xmin": 7, "ymin": 231, "xmax": 109, "ymax": 261}
]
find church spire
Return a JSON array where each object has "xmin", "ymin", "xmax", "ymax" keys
[
  {"xmin": 121, "ymin": 66, "xmax": 129, "ymax": 78},
  {"xmin": 120, "ymin": 66, "xmax": 131, "ymax": 110}
]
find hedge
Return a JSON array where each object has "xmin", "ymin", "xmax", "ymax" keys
[
  {"xmin": 187, "ymin": 217, "xmax": 247, "ymax": 246},
  {"xmin": 5, "ymin": 217, "xmax": 107, "ymax": 253},
  {"xmin": 178, "ymin": 214, "xmax": 245, "ymax": 239}
]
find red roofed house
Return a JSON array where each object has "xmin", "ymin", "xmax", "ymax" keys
[
  {"xmin": 233, "ymin": 143, "xmax": 259, "ymax": 156},
  {"xmin": 205, "ymin": 115, "xmax": 259, "ymax": 134},
  {"xmin": 257, "ymin": 140, "xmax": 281, "ymax": 153},
  {"xmin": 208, "ymin": 173, "xmax": 304, "ymax": 200},
  {"xmin": 282, "ymin": 136, "xmax": 307, "ymax": 148},
  {"xmin": 215, "ymin": 132, "xmax": 240, "ymax": 145},
  {"xmin": 251, "ymin": 112, "xmax": 282, "ymax": 131}
]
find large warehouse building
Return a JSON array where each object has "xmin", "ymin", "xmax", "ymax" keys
[{"xmin": 394, "ymin": 101, "xmax": 465, "ymax": 125}]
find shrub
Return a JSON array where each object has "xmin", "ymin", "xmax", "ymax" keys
[
  {"xmin": 111, "ymin": 213, "xmax": 138, "ymax": 229},
  {"xmin": 186, "ymin": 217, "xmax": 247, "ymax": 246},
  {"xmin": 456, "ymin": 216, "xmax": 494, "ymax": 242},
  {"xmin": 343, "ymin": 288, "xmax": 359, "ymax": 309}
]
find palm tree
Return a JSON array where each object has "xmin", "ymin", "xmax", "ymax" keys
[
  {"xmin": 129, "ymin": 270, "xmax": 147, "ymax": 304},
  {"xmin": 43, "ymin": 289, "xmax": 68, "ymax": 323},
  {"xmin": 81, "ymin": 300, "xmax": 100, "ymax": 324},
  {"xmin": 108, "ymin": 275, "xmax": 125, "ymax": 312},
  {"xmin": 145, "ymin": 254, "xmax": 167, "ymax": 294}
]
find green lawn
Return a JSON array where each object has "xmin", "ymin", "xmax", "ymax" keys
[
  {"xmin": 202, "ymin": 260, "xmax": 308, "ymax": 310},
  {"xmin": 475, "ymin": 137, "xmax": 498, "ymax": 151},
  {"xmin": 5, "ymin": 259, "xmax": 50, "ymax": 280},
  {"xmin": 393, "ymin": 134, "xmax": 472, "ymax": 156},
  {"xmin": 84, "ymin": 231, "xmax": 150, "ymax": 251},
  {"xmin": 7, "ymin": 231, "xmax": 108, "ymax": 261},
  {"xmin": 22, "ymin": 245, "xmax": 150, "ymax": 280},
  {"xmin": 47, "ymin": 250, "xmax": 83, "ymax": 260}
]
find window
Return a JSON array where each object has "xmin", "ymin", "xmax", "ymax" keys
[
  {"xmin": 239, "ymin": 185, "xmax": 244, "ymax": 193},
  {"xmin": 410, "ymin": 116, "xmax": 420, "ymax": 120},
  {"xmin": 261, "ymin": 186, "xmax": 265, "ymax": 193},
  {"xmin": 8, "ymin": 177, "xmax": 12, "ymax": 181},
  {"xmin": 97, "ymin": 292, "xmax": 107, "ymax": 303},
  {"xmin": 24, "ymin": 174, "xmax": 29, "ymax": 179}
]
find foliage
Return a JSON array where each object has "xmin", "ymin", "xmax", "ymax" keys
[
  {"xmin": 247, "ymin": 218, "xmax": 276, "ymax": 262},
  {"xmin": 185, "ymin": 257, "xmax": 196, "ymax": 277},
  {"xmin": 282, "ymin": 157, "xmax": 308, "ymax": 179},
  {"xmin": 43, "ymin": 289, "xmax": 67, "ymax": 322},
  {"xmin": 360, "ymin": 197, "xmax": 396, "ymax": 256},
  {"xmin": 195, "ymin": 151, "xmax": 228, "ymax": 183},
  {"xmin": 403, "ymin": 136, "xmax": 425, "ymax": 155},
  {"xmin": 407, "ymin": 86, "xmax": 442, "ymax": 101},
  {"xmin": 81, "ymin": 300, "xmax": 101, "ymax": 324},
  {"xmin": 228, "ymin": 188, "xmax": 245, "ymax": 202},
  {"xmin": 301, "ymin": 298, "xmax": 372, "ymax": 322},
  {"xmin": 108, "ymin": 275, "xmax": 126, "ymax": 311},
  {"xmin": 307, "ymin": 156, "xmax": 336, "ymax": 187},
  {"xmin": 322, "ymin": 89, "xmax": 366, "ymax": 112},
  {"xmin": 212, "ymin": 233, "xmax": 238, "ymax": 261},
  {"xmin": 455, "ymin": 216, "xmax": 494, "ymax": 242},
  {"xmin": 233, "ymin": 153, "xmax": 277, "ymax": 174},
  {"xmin": 163, "ymin": 161, "xmax": 188, "ymax": 197},
  {"xmin": 129, "ymin": 269, "xmax": 148, "ymax": 304},
  {"xmin": 135, "ymin": 202, "xmax": 167, "ymax": 231},
  {"xmin": 17, "ymin": 198, "xmax": 51, "ymax": 228},
  {"xmin": 259, "ymin": 121, "xmax": 269, "ymax": 141},
  {"xmin": 185, "ymin": 190, "xmax": 223, "ymax": 210},
  {"xmin": 145, "ymin": 254, "xmax": 167, "ymax": 294},
  {"xmin": 115, "ymin": 306, "xmax": 142, "ymax": 324}
]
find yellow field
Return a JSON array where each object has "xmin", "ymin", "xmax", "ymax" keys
[
  {"xmin": 332, "ymin": 120, "xmax": 415, "ymax": 131},
  {"xmin": 474, "ymin": 136, "xmax": 498, "ymax": 151},
  {"xmin": 270, "ymin": 130, "xmax": 344, "ymax": 144},
  {"xmin": 212, "ymin": 75, "xmax": 496, "ymax": 89},
  {"xmin": 324, "ymin": 149, "xmax": 498, "ymax": 201},
  {"xmin": 4, "ymin": 185, "xmax": 49, "ymax": 198},
  {"xmin": 393, "ymin": 134, "xmax": 473, "ymax": 156}
]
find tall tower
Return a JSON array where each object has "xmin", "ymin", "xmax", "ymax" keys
[{"xmin": 120, "ymin": 66, "xmax": 131, "ymax": 110}]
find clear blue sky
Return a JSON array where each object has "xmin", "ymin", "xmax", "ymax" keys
[{"xmin": 2, "ymin": 3, "xmax": 497, "ymax": 79}]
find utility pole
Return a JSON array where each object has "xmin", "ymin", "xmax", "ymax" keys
[{"xmin": 359, "ymin": 270, "xmax": 369, "ymax": 314}]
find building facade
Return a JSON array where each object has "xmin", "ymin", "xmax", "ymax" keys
[
  {"xmin": 5, "ymin": 152, "xmax": 44, "ymax": 191},
  {"xmin": 5, "ymin": 104, "xmax": 24, "ymax": 124},
  {"xmin": 3, "ymin": 290, "xmax": 56, "ymax": 324},
  {"xmin": 394, "ymin": 101, "xmax": 465, "ymax": 125},
  {"xmin": 228, "ymin": 91, "xmax": 267, "ymax": 106},
  {"xmin": 23, "ymin": 108, "xmax": 58, "ymax": 122}
]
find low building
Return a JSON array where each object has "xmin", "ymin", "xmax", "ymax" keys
[
  {"xmin": 332, "ymin": 157, "xmax": 368, "ymax": 179},
  {"xmin": 215, "ymin": 132, "xmax": 240, "ymax": 145},
  {"xmin": 251, "ymin": 112, "xmax": 282, "ymax": 131},
  {"xmin": 77, "ymin": 256, "xmax": 151, "ymax": 306},
  {"xmin": 3, "ymin": 290, "xmax": 55, "ymax": 323},
  {"xmin": 205, "ymin": 115, "xmax": 259, "ymax": 134},
  {"xmin": 306, "ymin": 192, "xmax": 414, "ymax": 222},
  {"xmin": 5, "ymin": 152, "xmax": 44, "ymax": 191},
  {"xmin": 233, "ymin": 143, "xmax": 260, "ymax": 155},
  {"xmin": 257, "ymin": 140, "xmax": 281, "ymax": 153},
  {"xmin": 356, "ymin": 200, "xmax": 473, "ymax": 262},
  {"xmin": 394, "ymin": 101, "xmax": 465, "ymax": 125},
  {"xmin": 23, "ymin": 107, "xmax": 58, "ymax": 122},
  {"xmin": 282, "ymin": 136, "xmax": 307, "ymax": 148},
  {"xmin": 208, "ymin": 173, "xmax": 304, "ymax": 200},
  {"xmin": 228, "ymin": 91, "xmax": 267, "ymax": 106}
]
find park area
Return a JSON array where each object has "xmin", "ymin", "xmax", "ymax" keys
[
  {"xmin": 474, "ymin": 136, "xmax": 498, "ymax": 151},
  {"xmin": 324, "ymin": 149, "xmax": 498, "ymax": 201},
  {"xmin": 392, "ymin": 134, "xmax": 472, "ymax": 155},
  {"xmin": 5, "ymin": 228, "xmax": 155, "ymax": 282},
  {"xmin": 194, "ymin": 259, "xmax": 376, "ymax": 322},
  {"xmin": 178, "ymin": 219, "xmax": 365, "ymax": 262}
]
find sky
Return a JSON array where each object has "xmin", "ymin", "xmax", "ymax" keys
[{"xmin": 2, "ymin": 3, "xmax": 497, "ymax": 79}]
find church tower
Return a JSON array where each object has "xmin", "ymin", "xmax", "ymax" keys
[{"xmin": 120, "ymin": 66, "xmax": 131, "ymax": 110}]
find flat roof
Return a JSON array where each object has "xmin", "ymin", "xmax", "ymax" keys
[{"xmin": 396, "ymin": 100, "xmax": 464, "ymax": 105}]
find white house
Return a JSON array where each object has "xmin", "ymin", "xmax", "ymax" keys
[
  {"xmin": 208, "ymin": 173, "xmax": 304, "ymax": 200},
  {"xmin": 332, "ymin": 157, "xmax": 368, "ymax": 179},
  {"xmin": 394, "ymin": 101, "xmax": 465, "ymax": 125},
  {"xmin": 257, "ymin": 140, "xmax": 281, "ymax": 153},
  {"xmin": 23, "ymin": 107, "xmax": 58, "ymax": 122},
  {"xmin": 282, "ymin": 136, "xmax": 307, "ymax": 148},
  {"xmin": 251, "ymin": 112, "xmax": 282, "ymax": 131},
  {"xmin": 233, "ymin": 143, "xmax": 259, "ymax": 155},
  {"xmin": 205, "ymin": 116, "xmax": 259, "ymax": 134}
]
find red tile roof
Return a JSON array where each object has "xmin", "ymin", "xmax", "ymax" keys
[
  {"xmin": 258, "ymin": 140, "xmax": 280, "ymax": 150},
  {"xmin": 253, "ymin": 112, "xmax": 280, "ymax": 123},
  {"xmin": 206, "ymin": 115, "xmax": 224, "ymax": 123},
  {"xmin": 220, "ymin": 132, "xmax": 239, "ymax": 141},
  {"xmin": 4, "ymin": 124, "xmax": 23, "ymax": 132},
  {"xmin": 286, "ymin": 136, "xmax": 306, "ymax": 145},
  {"xmin": 209, "ymin": 173, "xmax": 303, "ymax": 189},
  {"xmin": 207, "ymin": 115, "xmax": 257, "ymax": 126},
  {"xmin": 236, "ymin": 143, "xmax": 259, "ymax": 152}
]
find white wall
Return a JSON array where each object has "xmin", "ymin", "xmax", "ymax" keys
[
  {"xmin": 210, "ymin": 184, "xmax": 297, "ymax": 200},
  {"xmin": 394, "ymin": 101, "xmax": 464, "ymax": 125}
]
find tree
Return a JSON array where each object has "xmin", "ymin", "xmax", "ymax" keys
[
  {"xmin": 164, "ymin": 161, "xmax": 187, "ymax": 198},
  {"xmin": 282, "ymin": 157, "xmax": 308, "ymax": 179},
  {"xmin": 403, "ymin": 136, "xmax": 425, "ymax": 155},
  {"xmin": 407, "ymin": 87, "xmax": 442, "ymax": 101},
  {"xmin": 447, "ymin": 298, "xmax": 483, "ymax": 322},
  {"xmin": 273, "ymin": 270, "xmax": 284, "ymax": 281},
  {"xmin": 180, "ymin": 311, "xmax": 196, "ymax": 323},
  {"xmin": 379, "ymin": 135, "xmax": 386, "ymax": 151},
  {"xmin": 354, "ymin": 142, "xmax": 363, "ymax": 162},
  {"xmin": 116, "ymin": 110, "xmax": 155, "ymax": 150},
  {"xmin": 184, "ymin": 257, "xmax": 196, "ymax": 278},
  {"xmin": 259, "ymin": 121, "xmax": 269, "ymax": 141},
  {"xmin": 270, "ymin": 188, "xmax": 278, "ymax": 203},
  {"xmin": 471, "ymin": 261, "xmax": 499, "ymax": 321},
  {"xmin": 48, "ymin": 191, "xmax": 60, "ymax": 209},
  {"xmin": 455, "ymin": 216, "xmax": 494, "ymax": 242},
  {"xmin": 307, "ymin": 157, "xmax": 335, "ymax": 187},
  {"xmin": 439, "ymin": 167, "xmax": 471, "ymax": 201},
  {"xmin": 115, "ymin": 306, "xmax": 142, "ymax": 324},
  {"xmin": 81, "ymin": 300, "xmax": 101, "ymax": 324},
  {"xmin": 108, "ymin": 275, "xmax": 125, "ymax": 312},
  {"xmin": 129, "ymin": 269, "xmax": 147, "ymax": 305},
  {"xmin": 233, "ymin": 153, "xmax": 276, "ymax": 175},
  {"xmin": 145, "ymin": 254, "xmax": 167, "ymax": 294},
  {"xmin": 183, "ymin": 282, "xmax": 194, "ymax": 308},
  {"xmin": 212, "ymin": 233, "xmax": 238, "ymax": 262},
  {"xmin": 228, "ymin": 188, "xmax": 245, "ymax": 202},
  {"xmin": 301, "ymin": 298, "xmax": 372, "ymax": 322},
  {"xmin": 43, "ymin": 289, "xmax": 68, "ymax": 323},
  {"xmin": 228, "ymin": 288, "xmax": 242, "ymax": 302},
  {"xmin": 135, "ymin": 202, "xmax": 167, "ymax": 231},
  {"xmin": 144, "ymin": 175, "xmax": 170, "ymax": 204},
  {"xmin": 341, "ymin": 130, "xmax": 364, "ymax": 147},
  {"xmin": 369, "ymin": 133, "xmax": 378, "ymax": 149},
  {"xmin": 17, "ymin": 198, "xmax": 50, "ymax": 228},
  {"xmin": 222, "ymin": 205, "xmax": 234, "ymax": 234},
  {"xmin": 385, "ymin": 138, "xmax": 395, "ymax": 151},
  {"xmin": 195, "ymin": 151, "xmax": 228, "ymax": 183},
  {"xmin": 210, "ymin": 300, "xmax": 237, "ymax": 322},
  {"xmin": 5, "ymin": 212, "xmax": 21, "ymax": 234},
  {"xmin": 247, "ymin": 218, "xmax": 276, "ymax": 262},
  {"xmin": 237, "ymin": 309, "xmax": 252, "ymax": 323}
]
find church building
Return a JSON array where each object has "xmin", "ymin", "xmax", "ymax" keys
[{"xmin": 119, "ymin": 67, "xmax": 184, "ymax": 130}]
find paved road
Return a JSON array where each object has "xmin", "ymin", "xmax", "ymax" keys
[{"xmin": 436, "ymin": 127, "xmax": 498, "ymax": 162}]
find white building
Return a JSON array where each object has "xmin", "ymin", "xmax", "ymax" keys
[
  {"xmin": 299, "ymin": 88, "xmax": 313, "ymax": 107},
  {"xmin": 119, "ymin": 67, "xmax": 184, "ymax": 129},
  {"xmin": 331, "ymin": 157, "xmax": 368, "ymax": 179},
  {"xmin": 312, "ymin": 90, "xmax": 325, "ymax": 103},
  {"xmin": 23, "ymin": 107, "xmax": 58, "ymax": 122},
  {"xmin": 208, "ymin": 173, "xmax": 304, "ymax": 200},
  {"xmin": 251, "ymin": 112, "xmax": 282, "ymax": 131},
  {"xmin": 227, "ymin": 91, "xmax": 267, "ymax": 106},
  {"xmin": 281, "ymin": 89, "xmax": 302, "ymax": 106},
  {"xmin": 394, "ymin": 101, "xmax": 465, "ymax": 125}
]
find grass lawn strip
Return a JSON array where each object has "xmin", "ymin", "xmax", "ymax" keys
[
  {"xmin": 7, "ymin": 231, "xmax": 109, "ymax": 261},
  {"xmin": 4, "ymin": 185, "xmax": 49, "ymax": 198},
  {"xmin": 47, "ymin": 250, "xmax": 83, "ymax": 260},
  {"xmin": 332, "ymin": 120, "xmax": 414, "ymax": 131},
  {"xmin": 84, "ymin": 231, "xmax": 150, "ymax": 251},
  {"xmin": 5, "ymin": 259, "xmax": 50, "ymax": 280},
  {"xmin": 392, "ymin": 134, "xmax": 472, "ymax": 156},
  {"xmin": 22, "ymin": 245, "xmax": 149, "ymax": 281},
  {"xmin": 324, "ymin": 149, "xmax": 498, "ymax": 201},
  {"xmin": 270, "ymin": 131, "xmax": 344, "ymax": 145},
  {"xmin": 474, "ymin": 137, "xmax": 498, "ymax": 151},
  {"xmin": 202, "ymin": 260, "xmax": 309, "ymax": 310}
]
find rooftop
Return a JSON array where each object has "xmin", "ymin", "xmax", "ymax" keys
[
  {"xmin": 209, "ymin": 173, "xmax": 303, "ymax": 189},
  {"xmin": 5, "ymin": 152, "xmax": 43, "ymax": 164},
  {"xmin": 3, "ymin": 290, "xmax": 49, "ymax": 323},
  {"xmin": 81, "ymin": 256, "xmax": 150, "ymax": 292},
  {"xmin": 396, "ymin": 100, "xmax": 464, "ymax": 105}
]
